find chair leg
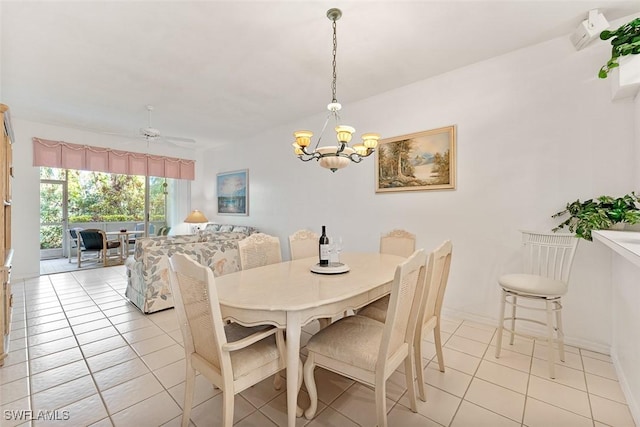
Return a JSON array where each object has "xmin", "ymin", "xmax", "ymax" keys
[
  {"xmin": 555, "ymin": 300, "xmax": 565, "ymax": 362},
  {"xmin": 181, "ymin": 367, "xmax": 196, "ymax": 427},
  {"xmin": 495, "ymin": 289, "xmax": 506, "ymax": 358},
  {"xmin": 222, "ymin": 389, "xmax": 234, "ymax": 427},
  {"xmin": 434, "ymin": 322, "xmax": 445, "ymax": 373},
  {"xmin": 303, "ymin": 355, "xmax": 318, "ymax": 420},
  {"xmin": 414, "ymin": 335, "xmax": 426, "ymax": 402},
  {"xmin": 509, "ymin": 295, "xmax": 517, "ymax": 345},
  {"xmin": 546, "ymin": 300, "xmax": 556, "ymax": 379},
  {"xmin": 375, "ymin": 377, "xmax": 388, "ymax": 427},
  {"xmin": 404, "ymin": 352, "xmax": 418, "ymax": 412},
  {"xmin": 273, "ymin": 373, "xmax": 282, "ymax": 390}
]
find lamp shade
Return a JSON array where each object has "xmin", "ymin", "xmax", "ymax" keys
[{"xmin": 184, "ymin": 210, "xmax": 209, "ymax": 223}]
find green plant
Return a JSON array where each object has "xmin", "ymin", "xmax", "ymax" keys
[
  {"xmin": 552, "ymin": 193, "xmax": 640, "ymax": 240},
  {"xmin": 598, "ymin": 18, "xmax": 640, "ymax": 78}
]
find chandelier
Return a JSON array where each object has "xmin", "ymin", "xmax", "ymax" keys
[{"xmin": 292, "ymin": 8, "xmax": 380, "ymax": 172}]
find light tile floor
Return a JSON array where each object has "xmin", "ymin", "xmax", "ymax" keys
[{"xmin": 1, "ymin": 265, "xmax": 636, "ymax": 426}]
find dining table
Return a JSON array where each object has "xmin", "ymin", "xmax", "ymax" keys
[{"xmin": 214, "ymin": 252, "xmax": 405, "ymax": 427}]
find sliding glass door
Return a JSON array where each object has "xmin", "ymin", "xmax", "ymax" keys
[{"xmin": 40, "ymin": 168, "xmax": 175, "ymax": 260}]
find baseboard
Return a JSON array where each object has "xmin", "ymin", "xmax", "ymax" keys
[
  {"xmin": 442, "ymin": 307, "xmax": 611, "ymax": 354},
  {"xmin": 611, "ymin": 348, "xmax": 640, "ymax": 426}
]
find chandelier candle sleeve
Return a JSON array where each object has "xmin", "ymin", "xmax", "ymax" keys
[
  {"xmin": 319, "ymin": 226, "xmax": 330, "ymax": 266},
  {"xmin": 291, "ymin": 8, "xmax": 380, "ymax": 172}
]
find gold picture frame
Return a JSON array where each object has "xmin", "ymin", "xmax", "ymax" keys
[{"xmin": 375, "ymin": 125, "xmax": 456, "ymax": 193}]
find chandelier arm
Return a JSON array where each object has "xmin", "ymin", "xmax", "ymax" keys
[{"xmin": 312, "ymin": 111, "xmax": 334, "ymax": 151}]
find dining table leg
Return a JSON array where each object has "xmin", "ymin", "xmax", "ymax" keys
[{"xmin": 286, "ymin": 311, "xmax": 302, "ymax": 427}]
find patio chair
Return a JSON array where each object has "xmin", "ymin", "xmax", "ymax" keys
[
  {"xmin": 78, "ymin": 229, "xmax": 122, "ymax": 267},
  {"xmin": 67, "ymin": 227, "xmax": 84, "ymax": 263}
]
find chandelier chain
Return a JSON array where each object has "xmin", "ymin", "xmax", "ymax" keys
[{"xmin": 331, "ymin": 18, "xmax": 338, "ymax": 104}]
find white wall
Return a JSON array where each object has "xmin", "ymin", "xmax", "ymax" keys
[
  {"xmin": 10, "ymin": 119, "xmax": 200, "ymax": 279},
  {"xmin": 196, "ymin": 36, "xmax": 635, "ymax": 352}
]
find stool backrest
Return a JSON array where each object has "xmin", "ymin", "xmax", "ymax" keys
[{"xmin": 521, "ymin": 231, "xmax": 579, "ymax": 283}]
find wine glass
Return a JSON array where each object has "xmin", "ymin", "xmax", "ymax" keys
[{"xmin": 332, "ymin": 236, "xmax": 343, "ymax": 264}]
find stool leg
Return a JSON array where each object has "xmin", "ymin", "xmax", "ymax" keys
[
  {"xmin": 495, "ymin": 289, "xmax": 506, "ymax": 358},
  {"xmin": 509, "ymin": 295, "xmax": 517, "ymax": 345},
  {"xmin": 546, "ymin": 300, "xmax": 556, "ymax": 379},
  {"xmin": 555, "ymin": 300, "xmax": 565, "ymax": 362}
]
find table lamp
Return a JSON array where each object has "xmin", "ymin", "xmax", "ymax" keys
[{"xmin": 184, "ymin": 209, "xmax": 209, "ymax": 233}]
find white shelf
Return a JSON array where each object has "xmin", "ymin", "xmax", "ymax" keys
[{"xmin": 592, "ymin": 230, "xmax": 640, "ymax": 268}]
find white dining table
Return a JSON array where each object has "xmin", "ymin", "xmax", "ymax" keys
[{"xmin": 214, "ymin": 252, "xmax": 405, "ymax": 427}]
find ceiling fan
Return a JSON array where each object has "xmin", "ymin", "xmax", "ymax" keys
[{"xmin": 135, "ymin": 105, "xmax": 196, "ymax": 145}]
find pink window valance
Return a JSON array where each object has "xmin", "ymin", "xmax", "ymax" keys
[{"xmin": 32, "ymin": 138, "xmax": 195, "ymax": 180}]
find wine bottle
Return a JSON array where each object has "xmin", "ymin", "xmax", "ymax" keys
[{"xmin": 319, "ymin": 225, "xmax": 330, "ymax": 266}]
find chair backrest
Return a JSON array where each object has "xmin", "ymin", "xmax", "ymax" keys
[
  {"xmin": 238, "ymin": 233, "xmax": 282, "ymax": 270},
  {"xmin": 380, "ymin": 229, "xmax": 416, "ymax": 258},
  {"xmin": 288, "ymin": 229, "xmax": 319, "ymax": 260},
  {"xmin": 169, "ymin": 253, "xmax": 229, "ymax": 374},
  {"xmin": 68, "ymin": 227, "xmax": 84, "ymax": 248},
  {"xmin": 135, "ymin": 223, "xmax": 146, "ymax": 232},
  {"xmin": 418, "ymin": 240, "xmax": 453, "ymax": 329},
  {"xmin": 521, "ymin": 231, "xmax": 578, "ymax": 283},
  {"xmin": 78, "ymin": 229, "xmax": 104, "ymax": 251},
  {"xmin": 377, "ymin": 249, "xmax": 426, "ymax": 371}
]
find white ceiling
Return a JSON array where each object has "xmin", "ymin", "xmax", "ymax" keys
[{"xmin": 2, "ymin": 1, "xmax": 640, "ymax": 148}]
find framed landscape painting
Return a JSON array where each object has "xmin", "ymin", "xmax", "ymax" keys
[
  {"xmin": 217, "ymin": 169, "xmax": 249, "ymax": 215},
  {"xmin": 375, "ymin": 125, "xmax": 456, "ymax": 193}
]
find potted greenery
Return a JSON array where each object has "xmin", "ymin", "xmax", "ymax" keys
[
  {"xmin": 552, "ymin": 193, "xmax": 640, "ymax": 240},
  {"xmin": 598, "ymin": 17, "xmax": 640, "ymax": 78}
]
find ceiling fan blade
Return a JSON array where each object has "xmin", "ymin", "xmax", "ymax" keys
[{"xmin": 163, "ymin": 135, "xmax": 196, "ymax": 143}]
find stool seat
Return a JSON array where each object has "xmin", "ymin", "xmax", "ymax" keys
[{"xmin": 499, "ymin": 273, "xmax": 567, "ymax": 297}]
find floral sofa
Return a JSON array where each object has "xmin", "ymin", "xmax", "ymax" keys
[{"xmin": 125, "ymin": 225, "xmax": 258, "ymax": 313}]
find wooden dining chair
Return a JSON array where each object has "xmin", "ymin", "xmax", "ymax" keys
[
  {"xmin": 168, "ymin": 253, "xmax": 302, "ymax": 427},
  {"xmin": 380, "ymin": 229, "xmax": 416, "ymax": 257},
  {"xmin": 359, "ymin": 240, "xmax": 453, "ymax": 401},
  {"xmin": 288, "ymin": 229, "xmax": 319, "ymax": 260},
  {"xmin": 303, "ymin": 249, "xmax": 427, "ymax": 427},
  {"xmin": 354, "ymin": 228, "xmax": 416, "ymax": 316},
  {"xmin": 238, "ymin": 233, "xmax": 282, "ymax": 270}
]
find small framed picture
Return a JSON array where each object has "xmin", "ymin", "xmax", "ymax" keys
[
  {"xmin": 375, "ymin": 125, "xmax": 456, "ymax": 193},
  {"xmin": 217, "ymin": 169, "xmax": 249, "ymax": 215}
]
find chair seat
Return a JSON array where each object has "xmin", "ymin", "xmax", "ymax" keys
[
  {"xmin": 498, "ymin": 273, "xmax": 568, "ymax": 297},
  {"xmin": 306, "ymin": 315, "xmax": 384, "ymax": 371},
  {"xmin": 357, "ymin": 295, "xmax": 389, "ymax": 323}
]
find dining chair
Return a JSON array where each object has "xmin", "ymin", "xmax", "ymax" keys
[
  {"xmin": 354, "ymin": 228, "xmax": 416, "ymax": 316},
  {"xmin": 288, "ymin": 229, "xmax": 319, "ymax": 260},
  {"xmin": 359, "ymin": 240, "xmax": 453, "ymax": 401},
  {"xmin": 67, "ymin": 227, "xmax": 84, "ymax": 263},
  {"xmin": 380, "ymin": 229, "xmax": 416, "ymax": 257},
  {"xmin": 77, "ymin": 229, "xmax": 122, "ymax": 267},
  {"xmin": 238, "ymin": 233, "xmax": 282, "ymax": 270},
  {"xmin": 495, "ymin": 231, "xmax": 579, "ymax": 379},
  {"xmin": 168, "ymin": 253, "xmax": 302, "ymax": 427},
  {"xmin": 303, "ymin": 249, "xmax": 427, "ymax": 427}
]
